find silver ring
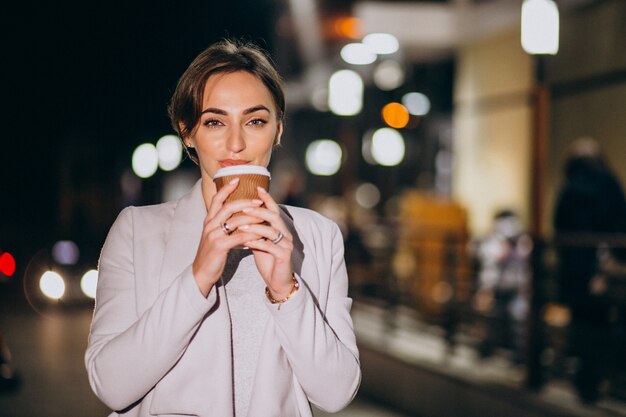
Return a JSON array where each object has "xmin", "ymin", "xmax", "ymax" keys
[
  {"xmin": 271, "ymin": 230, "xmax": 284, "ymax": 244},
  {"xmin": 221, "ymin": 222, "xmax": 232, "ymax": 235}
]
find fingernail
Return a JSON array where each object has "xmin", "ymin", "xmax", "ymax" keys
[
  {"xmin": 240, "ymin": 224, "xmax": 249, "ymax": 230},
  {"xmin": 242, "ymin": 207, "xmax": 252, "ymax": 213},
  {"xmin": 229, "ymin": 178, "xmax": 240, "ymax": 184},
  {"xmin": 257, "ymin": 186, "xmax": 267, "ymax": 193}
]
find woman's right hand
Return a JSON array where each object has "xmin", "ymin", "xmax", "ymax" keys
[{"xmin": 192, "ymin": 178, "xmax": 263, "ymax": 297}]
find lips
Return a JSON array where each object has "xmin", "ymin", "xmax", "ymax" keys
[{"xmin": 219, "ymin": 159, "xmax": 251, "ymax": 167}]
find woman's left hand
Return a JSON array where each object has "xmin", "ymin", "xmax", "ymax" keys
[{"xmin": 241, "ymin": 186, "xmax": 294, "ymax": 299}]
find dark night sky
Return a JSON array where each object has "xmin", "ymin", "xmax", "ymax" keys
[{"xmin": 1, "ymin": 1, "xmax": 278, "ymax": 257}]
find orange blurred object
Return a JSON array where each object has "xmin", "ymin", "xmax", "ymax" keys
[
  {"xmin": 336, "ymin": 17, "xmax": 361, "ymax": 39},
  {"xmin": 382, "ymin": 102, "xmax": 410, "ymax": 129},
  {"xmin": 324, "ymin": 16, "xmax": 362, "ymax": 40}
]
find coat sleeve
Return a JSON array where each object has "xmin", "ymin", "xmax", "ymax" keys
[
  {"xmin": 85, "ymin": 207, "xmax": 218, "ymax": 411},
  {"xmin": 265, "ymin": 220, "xmax": 361, "ymax": 413}
]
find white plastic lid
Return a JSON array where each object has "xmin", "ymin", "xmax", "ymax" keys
[{"xmin": 213, "ymin": 165, "xmax": 271, "ymax": 179}]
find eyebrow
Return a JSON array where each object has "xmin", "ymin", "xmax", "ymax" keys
[{"xmin": 201, "ymin": 105, "xmax": 271, "ymax": 116}]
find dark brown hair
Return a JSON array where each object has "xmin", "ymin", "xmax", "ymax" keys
[{"xmin": 168, "ymin": 39, "xmax": 285, "ymax": 164}]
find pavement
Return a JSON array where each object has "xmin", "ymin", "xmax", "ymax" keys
[
  {"xmin": 2, "ymin": 283, "xmax": 626, "ymax": 417},
  {"xmin": 0, "ymin": 287, "xmax": 409, "ymax": 417},
  {"xmin": 352, "ymin": 300, "xmax": 626, "ymax": 417}
]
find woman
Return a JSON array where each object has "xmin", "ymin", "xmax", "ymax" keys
[{"xmin": 85, "ymin": 39, "xmax": 361, "ymax": 417}]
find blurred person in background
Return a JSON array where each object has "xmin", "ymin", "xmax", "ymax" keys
[
  {"xmin": 553, "ymin": 137, "xmax": 626, "ymax": 404},
  {"xmin": 85, "ymin": 39, "xmax": 360, "ymax": 417},
  {"xmin": 474, "ymin": 210, "xmax": 532, "ymax": 365},
  {"xmin": 0, "ymin": 332, "xmax": 20, "ymax": 393}
]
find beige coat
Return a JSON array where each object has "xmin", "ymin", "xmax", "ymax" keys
[{"xmin": 85, "ymin": 180, "xmax": 361, "ymax": 417}]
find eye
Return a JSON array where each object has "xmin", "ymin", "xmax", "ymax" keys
[
  {"xmin": 202, "ymin": 118, "xmax": 223, "ymax": 127},
  {"xmin": 248, "ymin": 118, "xmax": 267, "ymax": 127}
]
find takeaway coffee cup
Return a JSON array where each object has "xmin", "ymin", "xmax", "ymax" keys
[{"xmin": 213, "ymin": 165, "xmax": 271, "ymax": 235}]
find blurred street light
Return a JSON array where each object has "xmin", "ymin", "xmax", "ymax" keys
[
  {"xmin": 132, "ymin": 143, "xmax": 159, "ymax": 179},
  {"xmin": 156, "ymin": 135, "xmax": 183, "ymax": 171},
  {"xmin": 363, "ymin": 33, "xmax": 399, "ymax": 55},
  {"xmin": 371, "ymin": 128, "xmax": 405, "ymax": 166},
  {"xmin": 382, "ymin": 102, "xmax": 410, "ymax": 129},
  {"xmin": 355, "ymin": 182, "xmax": 381, "ymax": 209},
  {"xmin": 340, "ymin": 43, "xmax": 377, "ymax": 65},
  {"xmin": 373, "ymin": 60, "xmax": 405, "ymax": 91},
  {"xmin": 80, "ymin": 269, "xmax": 98, "ymax": 299},
  {"xmin": 51, "ymin": 240, "xmax": 79, "ymax": 265},
  {"xmin": 328, "ymin": 70, "xmax": 363, "ymax": 116},
  {"xmin": 305, "ymin": 139, "xmax": 343, "ymax": 176},
  {"xmin": 521, "ymin": 0, "xmax": 559, "ymax": 55},
  {"xmin": 0, "ymin": 251, "xmax": 16, "ymax": 277},
  {"xmin": 402, "ymin": 92, "xmax": 431, "ymax": 116},
  {"xmin": 39, "ymin": 271, "xmax": 65, "ymax": 300}
]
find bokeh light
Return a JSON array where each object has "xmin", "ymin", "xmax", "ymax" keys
[
  {"xmin": 382, "ymin": 102, "xmax": 410, "ymax": 129},
  {"xmin": 328, "ymin": 70, "xmax": 363, "ymax": 116},
  {"xmin": 334, "ymin": 16, "xmax": 362, "ymax": 40},
  {"xmin": 156, "ymin": 135, "xmax": 183, "ymax": 171},
  {"xmin": 361, "ymin": 129, "xmax": 376, "ymax": 165},
  {"xmin": 51, "ymin": 240, "xmax": 80, "ymax": 265},
  {"xmin": 305, "ymin": 140, "xmax": 343, "ymax": 176},
  {"xmin": 402, "ymin": 92, "xmax": 431, "ymax": 116},
  {"xmin": 0, "ymin": 252, "xmax": 16, "ymax": 277},
  {"xmin": 371, "ymin": 128, "xmax": 405, "ymax": 166},
  {"xmin": 521, "ymin": 0, "xmax": 559, "ymax": 55},
  {"xmin": 81, "ymin": 269, "xmax": 98, "ymax": 299},
  {"xmin": 132, "ymin": 143, "xmax": 159, "ymax": 179},
  {"xmin": 340, "ymin": 43, "xmax": 376, "ymax": 65},
  {"xmin": 355, "ymin": 183, "xmax": 381, "ymax": 209},
  {"xmin": 39, "ymin": 271, "xmax": 65, "ymax": 300},
  {"xmin": 373, "ymin": 60, "xmax": 405, "ymax": 91},
  {"xmin": 311, "ymin": 87, "xmax": 329, "ymax": 112},
  {"xmin": 363, "ymin": 33, "xmax": 400, "ymax": 55}
]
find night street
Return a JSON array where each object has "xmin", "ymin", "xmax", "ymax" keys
[{"xmin": 0, "ymin": 287, "xmax": 408, "ymax": 417}]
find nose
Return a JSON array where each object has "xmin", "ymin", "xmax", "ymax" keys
[{"xmin": 226, "ymin": 125, "xmax": 246, "ymax": 154}]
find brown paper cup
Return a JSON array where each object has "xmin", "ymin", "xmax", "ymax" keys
[{"xmin": 213, "ymin": 165, "xmax": 271, "ymax": 235}]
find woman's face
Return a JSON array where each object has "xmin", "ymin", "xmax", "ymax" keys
[{"xmin": 186, "ymin": 70, "xmax": 283, "ymax": 178}]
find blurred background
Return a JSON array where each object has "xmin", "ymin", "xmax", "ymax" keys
[{"xmin": 1, "ymin": 0, "xmax": 626, "ymax": 416}]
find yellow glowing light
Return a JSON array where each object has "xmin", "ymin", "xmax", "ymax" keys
[{"xmin": 382, "ymin": 102, "xmax": 410, "ymax": 129}]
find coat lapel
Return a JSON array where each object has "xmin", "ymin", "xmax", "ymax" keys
[{"xmin": 158, "ymin": 179, "xmax": 206, "ymax": 292}]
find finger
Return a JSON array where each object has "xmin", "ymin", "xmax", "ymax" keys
[
  {"xmin": 256, "ymin": 186, "xmax": 281, "ymax": 212},
  {"xmin": 240, "ymin": 207, "xmax": 291, "ymax": 240},
  {"xmin": 244, "ymin": 236, "xmax": 290, "ymax": 257},
  {"xmin": 207, "ymin": 178, "xmax": 243, "ymax": 218},
  {"xmin": 240, "ymin": 224, "xmax": 291, "ymax": 245},
  {"xmin": 209, "ymin": 199, "xmax": 264, "ymax": 228},
  {"xmin": 220, "ymin": 214, "xmax": 266, "ymax": 232},
  {"xmin": 209, "ymin": 228, "xmax": 261, "ymax": 248}
]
